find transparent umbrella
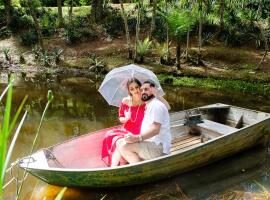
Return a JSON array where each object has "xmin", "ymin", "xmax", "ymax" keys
[{"xmin": 98, "ymin": 64, "xmax": 165, "ymax": 107}]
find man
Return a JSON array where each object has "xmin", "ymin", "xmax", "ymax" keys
[{"xmin": 116, "ymin": 80, "xmax": 171, "ymax": 164}]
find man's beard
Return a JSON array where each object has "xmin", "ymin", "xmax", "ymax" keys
[{"xmin": 141, "ymin": 94, "xmax": 154, "ymax": 101}]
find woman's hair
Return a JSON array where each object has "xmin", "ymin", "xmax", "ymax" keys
[{"xmin": 127, "ymin": 78, "xmax": 141, "ymax": 96}]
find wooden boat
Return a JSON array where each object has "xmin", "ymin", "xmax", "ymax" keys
[{"xmin": 19, "ymin": 103, "xmax": 270, "ymax": 188}]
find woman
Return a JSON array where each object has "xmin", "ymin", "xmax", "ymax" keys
[{"xmin": 101, "ymin": 78, "xmax": 145, "ymax": 167}]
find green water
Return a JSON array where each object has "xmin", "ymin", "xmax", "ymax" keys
[{"xmin": 2, "ymin": 74, "xmax": 270, "ymax": 200}]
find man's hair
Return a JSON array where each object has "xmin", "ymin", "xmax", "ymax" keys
[{"xmin": 143, "ymin": 80, "xmax": 156, "ymax": 87}]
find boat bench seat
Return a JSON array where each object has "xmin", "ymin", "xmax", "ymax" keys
[
  {"xmin": 197, "ymin": 119, "xmax": 238, "ymax": 135},
  {"xmin": 171, "ymin": 134, "xmax": 201, "ymax": 153}
]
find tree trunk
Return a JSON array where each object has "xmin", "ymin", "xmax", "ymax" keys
[
  {"xmin": 91, "ymin": 0, "xmax": 103, "ymax": 22},
  {"xmin": 149, "ymin": 0, "xmax": 157, "ymax": 40},
  {"xmin": 218, "ymin": 0, "xmax": 225, "ymax": 37},
  {"xmin": 68, "ymin": 0, "xmax": 73, "ymax": 23},
  {"xmin": 197, "ymin": 1, "xmax": 203, "ymax": 65},
  {"xmin": 28, "ymin": 0, "xmax": 44, "ymax": 52},
  {"xmin": 134, "ymin": 0, "xmax": 142, "ymax": 61},
  {"xmin": 165, "ymin": 0, "xmax": 170, "ymax": 60},
  {"xmin": 57, "ymin": 0, "xmax": 64, "ymax": 27},
  {"xmin": 3, "ymin": 0, "xmax": 12, "ymax": 26},
  {"xmin": 120, "ymin": 0, "xmax": 132, "ymax": 59},
  {"xmin": 176, "ymin": 42, "xmax": 181, "ymax": 70},
  {"xmin": 186, "ymin": 30, "xmax": 190, "ymax": 60},
  {"xmin": 256, "ymin": 27, "xmax": 269, "ymax": 70}
]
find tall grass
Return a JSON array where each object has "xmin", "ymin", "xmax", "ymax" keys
[{"xmin": 0, "ymin": 81, "xmax": 28, "ymax": 198}]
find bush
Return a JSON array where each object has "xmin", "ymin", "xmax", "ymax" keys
[
  {"xmin": 20, "ymin": 30, "xmax": 38, "ymax": 46},
  {"xmin": 64, "ymin": 16, "xmax": 97, "ymax": 44},
  {"xmin": 0, "ymin": 27, "xmax": 12, "ymax": 39},
  {"xmin": 152, "ymin": 16, "xmax": 167, "ymax": 42},
  {"xmin": 40, "ymin": 11, "xmax": 57, "ymax": 37},
  {"xmin": 103, "ymin": 12, "xmax": 124, "ymax": 37},
  {"xmin": 0, "ymin": 7, "xmax": 5, "ymax": 28},
  {"xmin": 9, "ymin": 8, "xmax": 34, "ymax": 32},
  {"xmin": 128, "ymin": 17, "xmax": 137, "ymax": 33}
]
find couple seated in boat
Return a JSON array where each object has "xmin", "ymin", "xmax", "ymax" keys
[{"xmin": 102, "ymin": 78, "xmax": 171, "ymax": 167}]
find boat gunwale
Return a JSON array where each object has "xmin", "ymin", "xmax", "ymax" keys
[{"xmin": 20, "ymin": 107, "xmax": 270, "ymax": 173}]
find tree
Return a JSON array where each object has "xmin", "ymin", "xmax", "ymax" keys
[
  {"xmin": 134, "ymin": 0, "xmax": 143, "ymax": 62},
  {"xmin": 24, "ymin": 0, "xmax": 45, "ymax": 51},
  {"xmin": 91, "ymin": 0, "xmax": 104, "ymax": 22},
  {"xmin": 3, "ymin": 0, "xmax": 12, "ymax": 26},
  {"xmin": 57, "ymin": 0, "xmax": 64, "ymax": 27},
  {"xmin": 150, "ymin": 0, "xmax": 157, "ymax": 40},
  {"xmin": 164, "ymin": 10, "xmax": 196, "ymax": 69},
  {"xmin": 119, "ymin": 0, "xmax": 133, "ymax": 59}
]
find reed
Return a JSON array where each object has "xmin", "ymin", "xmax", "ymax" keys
[
  {"xmin": 16, "ymin": 90, "xmax": 54, "ymax": 200},
  {"xmin": 0, "ymin": 81, "xmax": 28, "ymax": 199}
]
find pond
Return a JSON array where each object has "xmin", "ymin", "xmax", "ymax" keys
[{"xmin": 2, "ymin": 73, "xmax": 270, "ymax": 200}]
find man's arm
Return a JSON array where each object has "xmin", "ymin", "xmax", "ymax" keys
[{"xmin": 125, "ymin": 122, "xmax": 161, "ymax": 143}]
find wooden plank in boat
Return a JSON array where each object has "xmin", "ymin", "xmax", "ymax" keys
[
  {"xmin": 171, "ymin": 138, "xmax": 201, "ymax": 152},
  {"xmin": 172, "ymin": 136, "xmax": 200, "ymax": 146},
  {"xmin": 172, "ymin": 134, "xmax": 192, "ymax": 143},
  {"xmin": 171, "ymin": 141, "xmax": 202, "ymax": 153},
  {"xmin": 197, "ymin": 119, "xmax": 237, "ymax": 135}
]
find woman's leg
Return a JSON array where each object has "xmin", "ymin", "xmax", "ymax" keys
[{"xmin": 111, "ymin": 148, "xmax": 122, "ymax": 167}]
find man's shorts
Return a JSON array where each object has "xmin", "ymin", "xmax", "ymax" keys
[{"xmin": 138, "ymin": 141, "xmax": 163, "ymax": 160}]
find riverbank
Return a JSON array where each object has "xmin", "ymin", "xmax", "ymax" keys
[{"xmin": 0, "ymin": 36, "xmax": 270, "ymax": 97}]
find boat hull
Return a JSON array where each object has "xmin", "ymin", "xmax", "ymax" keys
[{"xmin": 25, "ymin": 117, "xmax": 270, "ymax": 187}]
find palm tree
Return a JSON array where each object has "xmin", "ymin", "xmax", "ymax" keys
[
  {"xmin": 163, "ymin": 10, "xmax": 196, "ymax": 69},
  {"xmin": 137, "ymin": 37, "xmax": 152, "ymax": 63},
  {"xmin": 120, "ymin": 0, "xmax": 133, "ymax": 59}
]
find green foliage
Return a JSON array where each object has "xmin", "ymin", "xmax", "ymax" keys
[
  {"xmin": 9, "ymin": 8, "xmax": 34, "ymax": 32},
  {"xmin": 137, "ymin": 37, "xmax": 152, "ymax": 57},
  {"xmin": 3, "ymin": 48, "xmax": 11, "ymax": 62},
  {"xmin": 20, "ymin": 30, "xmax": 38, "ymax": 46},
  {"xmin": 54, "ymin": 187, "xmax": 67, "ymax": 200},
  {"xmin": 0, "ymin": 82, "xmax": 27, "ymax": 198},
  {"xmin": 40, "ymin": 51, "xmax": 51, "ymax": 67},
  {"xmin": 127, "ymin": 17, "xmax": 137, "ymax": 33},
  {"xmin": 0, "ymin": 27, "xmax": 12, "ymax": 39},
  {"xmin": 158, "ymin": 75, "xmax": 270, "ymax": 96},
  {"xmin": 0, "ymin": 7, "xmax": 6, "ymax": 27},
  {"xmin": 152, "ymin": 16, "xmax": 167, "ymax": 42},
  {"xmin": 52, "ymin": 47, "xmax": 63, "ymax": 64},
  {"xmin": 64, "ymin": 16, "xmax": 97, "ymax": 44},
  {"xmin": 32, "ymin": 45, "xmax": 42, "ymax": 60},
  {"xmin": 103, "ymin": 9, "xmax": 124, "ymax": 37},
  {"xmin": 39, "ymin": 10, "xmax": 58, "ymax": 37},
  {"xmin": 163, "ymin": 10, "xmax": 196, "ymax": 42}
]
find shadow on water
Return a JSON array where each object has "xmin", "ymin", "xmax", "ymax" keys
[{"xmin": 2, "ymin": 74, "xmax": 270, "ymax": 199}]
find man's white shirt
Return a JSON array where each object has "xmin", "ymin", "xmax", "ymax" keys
[{"xmin": 141, "ymin": 98, "xmax": 171, "ymax": 154}]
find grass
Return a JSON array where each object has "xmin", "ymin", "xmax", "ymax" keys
[
  {"xmin": 0, "ymin": 82, "xmax": 28, "ymax": 199},
  {"xmin": 158, "ymin": 74, "xmax": 270, "ymax": 96},
  {"xmin": 45, "ymin": 6, "xmax": 91, "ymax": 18}
]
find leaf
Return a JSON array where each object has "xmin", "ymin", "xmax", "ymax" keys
[{"xmin": 54, "ymin": 187, "xmax": 67, "ymax": 200}]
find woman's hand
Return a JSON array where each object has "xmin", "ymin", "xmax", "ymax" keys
[{"xmin": 124, "ymin": 108, "xmax": 131, "ymax": 120}]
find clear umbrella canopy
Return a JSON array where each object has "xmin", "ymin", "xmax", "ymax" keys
[{"xmin": 98, "ymin": 64, "xmax": 165, "ymax": 107}]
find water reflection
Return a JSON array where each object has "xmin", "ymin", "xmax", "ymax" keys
[{"xmin": 2, "ymin": 75, "xmax": 270, "ymax": 199}]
